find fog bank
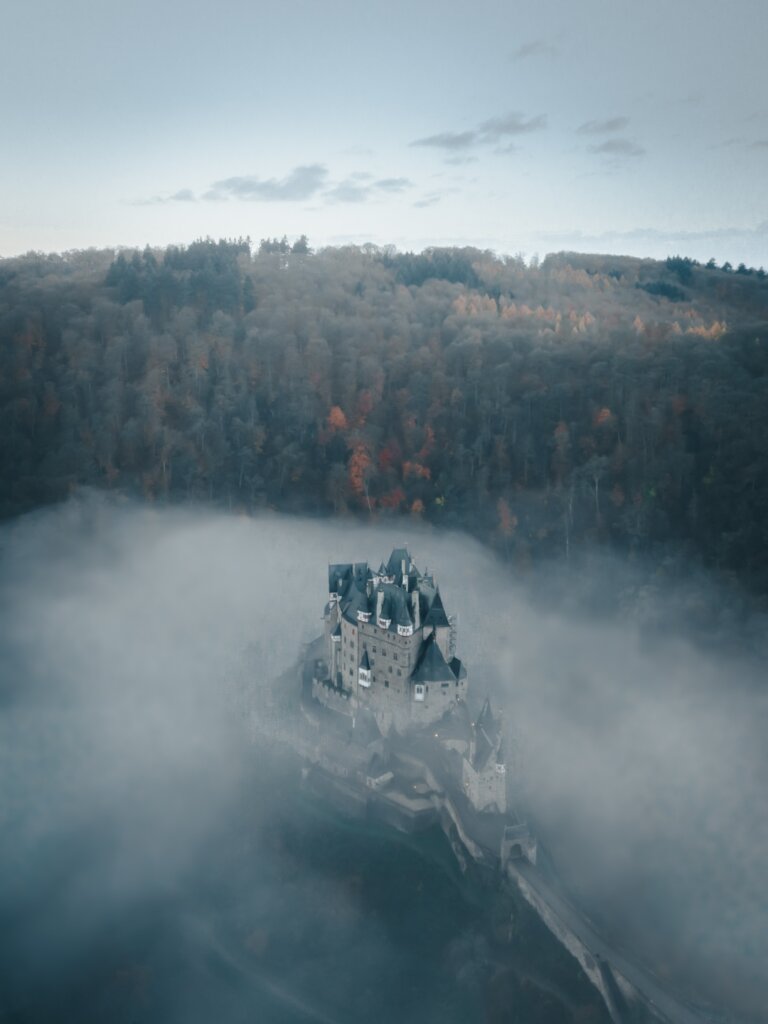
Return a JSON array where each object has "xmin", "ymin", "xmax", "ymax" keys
[{"xmin": 1, "ymin": 497, "xmax": 765, "ymax": 1020}]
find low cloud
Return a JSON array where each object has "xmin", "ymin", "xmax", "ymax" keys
[
  {"xmin": 479, "ymin": 112, "xmax": 547, "ymax": 142},
  {"xmin": 324, "ymin": 176, "xmax": 413, "ymax": 204},
  {"xmin": 577, "ymin": 116, "xmax": 630, "ymax": 135},
  {"xmin": 444, "ymin": 155, "xmax": 478, "ymax": 166},
  {"xmin": 128, "ymin": 188, "xmax": 199, "ymax": 206},
  {"xmin": 411, "ymin": 130, "xmax": 478, "ymax": 151},
  {"xmin": 411, "ymin": 111, "xmax": 546, "ymax": 156},
  {"xmin": 324, "ymin": 181, "xmax": 372, "ymax": 204},
  {"xmin": 510, "ymin": 39, "xmax": 558, "ymax": 60},
  {"xmin": 413, "ymin": 194, "xmax": 441, "ymax": 208},
  {"xmin": 589, "ymin": 138, "xmax": 645, "ymax": 158},
  {"xmin": 209, "ymin": 164, "xmax": 328, "ymax": 202},
  {"xmin": 138, "ymin": 167, "xmax": 411, "ymax": 208},
  {"xmin": 374, "ymin": 177, "xmax": 411, "ymax": 192}
]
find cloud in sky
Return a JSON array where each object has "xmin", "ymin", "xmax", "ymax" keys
[
  {"xmin": 374, "ymin": 177, "xmax": 411, "ymax": 192},
  {"xmin": 411, "ymin": 130, "xmax": 479, "ymax": 151},
  {"xmin": 324, "ymin": 176, "xmax": 413, "ymax": 204},
  {"xmin": 411, "ymin": 111, "xmax": 546, "ymax": 153},
  {"xmin": 589, "ymin": 138, "xmax": 645, "ymax": 158},
  {"xmin": 479, "ymin": 112, "xmax": 547, "ymax": 142},
  {"xmin": 413, "ymin": 194, "xmax": 441, "ymax": 208},
  {"xmin": 577, "ymin": 116, "xmax": 630, "ymax": 135},
  {"xmin": 136, "ymin": 168, "xmax": 412, "ymax": 209},
  {"xmin": 511, "ymin": 39, "xmax": 558, "ymax": 60},
  {"xmin": 209, "ymin": 164, "xmax": 328, "ymax": 201}
]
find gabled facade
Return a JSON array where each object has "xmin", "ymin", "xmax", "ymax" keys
[{"xmin": 315, "ymin": 548, "xmax": 468, "ymax": 735}]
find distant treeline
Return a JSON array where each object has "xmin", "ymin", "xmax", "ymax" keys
[{"xmin": 2, "ymin": 238, "xmax": 768, "ymax": 596}]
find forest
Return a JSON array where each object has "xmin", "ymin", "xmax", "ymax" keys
[{"xmin": 2, "ymin": 238, "xmax": 768, "ymax": 603}]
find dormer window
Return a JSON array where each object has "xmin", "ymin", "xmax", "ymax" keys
[
  {"xmin": 414, "ymin": 684, "xmax": 425, "ymax": 702},
  {"xmin": 397, "ymin": 624, "xmax": 413, "ymax": 637},
  {"xmin": 357, "ymin": 610, "xmax": 371, "ymax": 623}
]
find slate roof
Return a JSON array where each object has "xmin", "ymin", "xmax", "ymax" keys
[
  {"xmin": 328, "ymin": 563, "xmax": 352, "ymax": 592},
  {"xmin": 450, "ymin": 656, "xmax": 467, "ymax": 681},
  {"xmin": 472, "ymin": 698, "xmax": 501, "ymax": 770},
  {"xmin": 411, "ymin": 631, "xmax": 455, "ymax": 683},
  {"xmin": 434, "ymin": 701, "xmax": 473, "ymax": 743},
  {"xmin": 424, "ymin": 590, "xmax": 450, "ymax": 628},
  {"xmin": 341, "ymin": 584, "xmax": 371, "ymax": 623},
  {"xmin": 387, "ymin": 547, "xmax": 411, "ymax": 576},
  {"xmin": 359, "ymin": 648, "xmax": 371, "ymax": 670}
]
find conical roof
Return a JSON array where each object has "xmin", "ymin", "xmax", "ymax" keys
[
  {"xmin": 359, "ymin": 649, "xmax": 371, "ymax": 670},
  {"xmin": 411, "ymin": 631, "xmax": 454, "ymax": 683},
  {"xmin": 424, "ymin": 589, "xmax": 449, "ymax": 628},
  {"xmin": 387, "ymin": 547, "xmax": 410, "ymax": 575}
]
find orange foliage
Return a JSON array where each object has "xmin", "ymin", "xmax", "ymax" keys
[
  {"xmin": 355, "ymin": 389, "xmax": 374, "ymax": 424},
  {"xmin": 327, "ymin": 405, "xmax": 348, "ymax": 431},
  {"xmin": 410, "ymin": 499, "xmax": 425, "ymax": 516},
  {"xmin": 378, "ymin": 441, "xmax": 400, "ymax": 470},
  {"xmin": 348, "ymin": 443, "xmax": 372, "ymax": 497},
  {"xmin": 379, "ymin": 487, "xmax": 406, "ymax": 510},
  {"xmin": 594, "ymin": 407, "xmax": 614, "ymax": 427},
  {"xmin": 403, "ymin": 461, "xmax": 431, "ymax": 481},
  {"xmin": 417, "ymin": 424, "xmax": 435, "ymax": 460}
]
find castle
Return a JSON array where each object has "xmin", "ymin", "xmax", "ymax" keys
[{"xmin": 310, "ymin": 547, "xmax": 508, "ymax": 815}]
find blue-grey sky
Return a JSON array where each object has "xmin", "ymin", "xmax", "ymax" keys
[{"xmin": 3, "ymin": 0, "xmax": 768, "ymax": 263}]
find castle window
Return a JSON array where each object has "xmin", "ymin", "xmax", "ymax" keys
[
  {"xmin": 397, "ymin": 669, "xmax": 401, "ymax": 677},
  {"xmin": 388, "ymin": 666, "xmax": 392, "ymax": 674},
  {"xmin": 385, "ymin": 680, "xmax": 389, "ymax": 688},
  {"xmin": 394, "ymin": 653, "xmax": 398, "ymax": 661}
]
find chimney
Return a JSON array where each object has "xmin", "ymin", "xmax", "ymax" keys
[{"xmin": 412, "ymin": 588, "xmax": 421, "ymax": 630}]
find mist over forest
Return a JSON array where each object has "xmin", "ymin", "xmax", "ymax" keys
[{"xmin": 1, "ymin": 499, "xmax": 766, "ymax": 1021}]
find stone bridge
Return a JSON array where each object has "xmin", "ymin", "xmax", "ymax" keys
[{"xmin": 504, "ymin": 856, "xmax": 723, "ymax": 1024}]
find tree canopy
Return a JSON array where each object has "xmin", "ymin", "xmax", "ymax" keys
[{"xmin": 2, "ymin": 238, "xmax": 768, "ymax": 598}]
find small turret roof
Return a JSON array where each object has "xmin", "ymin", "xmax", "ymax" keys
[
  {"xmin": 472, "ymin": 698, "xmax": 502, "ymax": 770},
  {"xmin": 450, "ymin": 656, "xmax": 467, "ymax": 681},
  {"xmin": 476, "ymin": 698, "xmax": 499, "ymax": 742},
  {"xmin": 411, "ymin": 631, "xmax": 454, "ymax": 683},
  {"xmin": 387, "ymin": 547, "xmax": 411, "ymax": 575},
  {"xmin": 424, "ymin": 590, "xmax": 450, "ymax": 628},
  {"xmin": 359, "ymin": 649, "xmax": 371, "ymax": 670}
]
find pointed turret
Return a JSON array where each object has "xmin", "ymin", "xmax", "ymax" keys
[
  {"xmin": 411, "ymin": 631, "xmax": 455, "ymax": 684},
  {"xmin": 424, "ymin": 589, "xmax": 449, "ymax": 628}
]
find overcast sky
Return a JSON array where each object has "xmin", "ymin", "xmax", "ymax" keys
[{"xmin": 3, "ymin": 0, "xmax": 768, "ymax": 264}]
